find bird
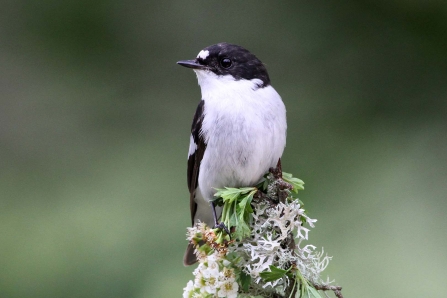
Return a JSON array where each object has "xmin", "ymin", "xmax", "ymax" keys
[{"xmin": 177, "ymin": 43, "xmax": 287, "ymax": 265}]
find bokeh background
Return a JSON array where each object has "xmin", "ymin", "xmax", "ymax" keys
[{"xmin": 1, "ymin": 1, "xmax": 446, "ymax": 297}]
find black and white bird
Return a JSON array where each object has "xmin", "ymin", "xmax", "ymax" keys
[{"xmin": 177, "ymin": 43, "xmax": 287, "ymax": 265}]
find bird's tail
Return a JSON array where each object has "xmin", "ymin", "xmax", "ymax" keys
[{"xmin": 183, "ymin": 243, "xmax": 197, "ymax": 266}]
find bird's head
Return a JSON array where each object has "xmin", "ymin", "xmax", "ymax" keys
[{"xmin": 177, "ymin": 43, "xmax": 270, "ymax": 89}]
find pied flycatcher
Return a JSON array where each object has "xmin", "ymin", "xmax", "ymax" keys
[{"xmin": 177, "ymin": 43, "xmax": 287, "ymax": 265}]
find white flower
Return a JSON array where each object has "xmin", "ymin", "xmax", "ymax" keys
[
  {"xmin": 218, "ymin": 267, "xmax": 236, "ymax": 282},
  {"xmin": 183, "ymin": 280, "xmax": 195, "ymax": 298},
  {"xmin": 217, "ymin": 280, "xmax": 238, "ymax": 298},
  {"xmin": 201, "ymin": 265, "xmax": 219, "ymax": 279},
  {"xmin": 203, "ymin": 255, "xmax": 220, "ymax": 277},
  {"xmin": 203, "ymin": 275, "xmax": 218, "ymax": 294},
  {"xmin": 186, "ymin": 226, "xmax": 198, "ymax": 241},
  {"xmin": 193, "ymin": 270, "xmax": 205, "ymax": 289}
]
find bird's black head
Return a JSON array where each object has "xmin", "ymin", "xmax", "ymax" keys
[{"xmin": 177, "ymin": 43, "xmax": 271, "ymax": 88}]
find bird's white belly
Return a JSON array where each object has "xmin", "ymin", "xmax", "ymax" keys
[
  {"xmin": 199, "ymin": 119, "xmax": 269, "ymax": 195},
  {"xmin": 198, "ymin": 97, "xmax": 285, "ymax": 201}
]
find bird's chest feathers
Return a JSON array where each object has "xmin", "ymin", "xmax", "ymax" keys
[
  {"xmin": 199, "ymin": 77, "xmax": 274, "ymax": 140},
  {"xmin": 199, "ymin": 84, "xmax": 280, "ymax": 182},
  {"xmin": 201, "ymin": 89, "xmax": 266, "ymax": 157}
]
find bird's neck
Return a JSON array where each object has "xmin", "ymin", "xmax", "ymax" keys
[{"xmin": 194, "ymin": 70, "xmax": 265, "ymax": 102}]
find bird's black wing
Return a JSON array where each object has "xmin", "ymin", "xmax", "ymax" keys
[{"xmin": 187, "ymin": 100, "xmax": 206, "ymax": 226}]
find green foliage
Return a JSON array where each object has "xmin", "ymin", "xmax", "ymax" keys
[
  {"xmin": 213, "ymin": 172, "xmax": 308, "ymax": 249},
  {"xmin": 282, "ymin": 172, "xmax": 305, "ymax": 194},
  {"xmin": 304, "ymin": 286, "xmax": 322, "ymax": 298},
  {"xmin": 213, "ymin": 187, "xmax": 257, "ymax": 240},
  {"xmin": 259, "ymin": 265, "xmax": 291, "ymax": 282},
  {"xmin": 258, "ymin": 265, "xmax": 323, "ymax": 298},
  {"xmin": 294, "ymin": 270, "xmax": 322, "ymax": 298},
  {"xmin": 239, "ymin": 270, "xmax": 252, "ymax": 292}
]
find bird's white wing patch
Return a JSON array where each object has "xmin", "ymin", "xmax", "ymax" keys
[{"xmin": 188, "ymin": 134, "xmax": 197, "ymax": 157}]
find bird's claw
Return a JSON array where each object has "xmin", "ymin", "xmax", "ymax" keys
[{"xmin": 214, "ymin": 222, "xmax": 231, "ymax": 237}]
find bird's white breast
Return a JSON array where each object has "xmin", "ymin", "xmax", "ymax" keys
[{"xmin": 194, "ymin": 70, "xmax": 287, "ymax": 201}]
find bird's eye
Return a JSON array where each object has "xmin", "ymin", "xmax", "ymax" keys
[{"xmin": 220, "ymin": 58, "xmax": 232, "ymax": 69}]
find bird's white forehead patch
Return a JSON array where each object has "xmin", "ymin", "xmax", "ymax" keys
[{"xmin": 197, "ymin": 50, "xmax": 210, "ymax": 60}]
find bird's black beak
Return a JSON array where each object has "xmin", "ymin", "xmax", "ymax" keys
[{"xmin": 177, "ymin": 60, "xmax": 208, "ymax": 70}]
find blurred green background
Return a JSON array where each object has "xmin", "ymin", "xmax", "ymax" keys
[{"xmin": 1, "ymin": 1, "xmax": 446, "ymax": 297}]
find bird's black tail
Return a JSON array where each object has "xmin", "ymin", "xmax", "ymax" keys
[{"xmin": 183, "ymin": 243, "xmax": 197, "ymax": 266}]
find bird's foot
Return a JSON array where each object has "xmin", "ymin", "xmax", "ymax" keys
[{"xmin": 214, "ymin": 222, "xmax": 231, "ymax": 237}]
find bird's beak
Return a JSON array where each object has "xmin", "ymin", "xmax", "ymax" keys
[{"xmin": 177, "ymin": 60, "xmax": 208, "ymax": 70}]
